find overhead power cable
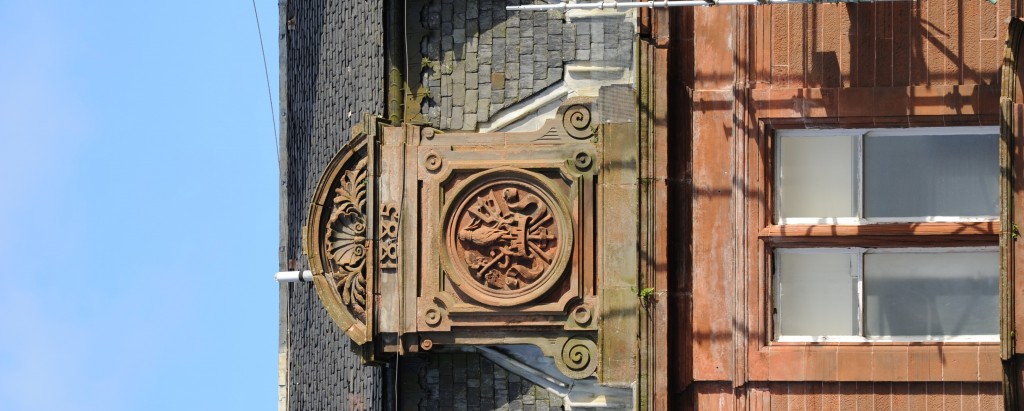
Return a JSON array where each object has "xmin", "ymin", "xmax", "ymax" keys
[{"xmin": 252, "ymin": 0, "xmax": 280, "ymax": 165}]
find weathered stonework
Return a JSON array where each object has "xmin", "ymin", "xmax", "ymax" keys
[
  {"xmin": 305, "ymin": 129, "xmax": 376, "ymax": 346},
  {"xmin": 303, "ymin": 101, "xmax": 614, "ymax": 382},
  {"xmin": 285, "ymin": 1, "xmax": 642, "ymax": 409},
  {"xmin": 444, "ymin": 170, "xmax": 572, "ymax": 307}
]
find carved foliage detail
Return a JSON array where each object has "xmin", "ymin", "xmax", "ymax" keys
[
  {"xmin": 454, "ymin": 183, "xmax": 559, "ymax": 293},
  {"xmin": 324, "ymin": 157, "xmax": 368, "ymax": 322}
]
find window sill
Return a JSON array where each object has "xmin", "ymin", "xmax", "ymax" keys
[
  {"xmin": 751, "ymin": 342, "xmax": 1002, "ymax": 382},
  {"xmin": 761, "ymin": 221, "xmax": 1000, "ymax": 237},
  {"xmin": 774, "ymin": 336, "xmax": 1000, "ymax": 344},
  {"xmin": 759, "ymin": 222, "xmax": 1000, "ymax": 247}
]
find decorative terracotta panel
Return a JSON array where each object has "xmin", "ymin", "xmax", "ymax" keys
[
  {"xmin": 441, "ymin": 169, "xmax": 573, "ymax": 307},
  {"xmin": 304, "ymin": 125, "xmax": 375, "ymax": 346},
  {"xmin": 302, "ymin": 98, "xmax": 638, "ymax": 381}
]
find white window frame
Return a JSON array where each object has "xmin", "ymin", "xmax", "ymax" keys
[
  {"xmin": 774, "ymin": 246, "xmax": 1000, "ymax": 343},
  {"xmin": 775, "ymin": 126, "xmax": 1000, "ymax": 226}
]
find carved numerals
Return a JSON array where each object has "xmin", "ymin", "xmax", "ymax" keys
[{"xmin": 380, "ymin": 203, "xmax": 399, "ymax": 270}]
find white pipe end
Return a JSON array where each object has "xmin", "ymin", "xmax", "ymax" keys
[{"xmin": 275, "ymin": 270, "xmax": 314, "ymax": 283}]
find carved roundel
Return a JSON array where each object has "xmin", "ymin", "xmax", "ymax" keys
[{"xmin": 441, "ymin": 168, "xmax": 574, "ymax": 307}]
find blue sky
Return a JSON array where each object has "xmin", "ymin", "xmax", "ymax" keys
[{"xmin": 0, "ymin": 2, "xmax": 280, "ymax": 410}]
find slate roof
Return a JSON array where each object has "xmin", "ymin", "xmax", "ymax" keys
[{"xmin": 282, "ymin": 0, "xmax": 386, "ymax": 409}]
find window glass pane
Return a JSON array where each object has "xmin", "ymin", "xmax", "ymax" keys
[
  {"xmin": 775, "ymin": 251, "xmax": 858, "ymax": 337},
  {"xmin": 864, "ymin": 250, "xmax": 998, "ymax": 338},
  {"xmin": 777, "ymin": 135, "xmax": 858, "ymax": 221},
  {"xmin": 863, "ymin": 133, "xmax": 998, "ymax": 218}
]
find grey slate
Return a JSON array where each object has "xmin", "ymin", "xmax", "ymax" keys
[
  {"xmin": 418, "ymin": 0, "xmax": 581, "ymax": 131},
  {"xmin": 401, "ymin": 353, "xmax": 556, "ymax": 411},
  {"xmin": 283, "ymin": 0, "xmax": 384, "ymax": 410}
]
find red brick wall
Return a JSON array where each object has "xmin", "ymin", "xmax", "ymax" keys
[
  {"xmin": 749, "ymin": 1, "xmax": 1009, "ymax": 89},
  {"xmin": 667, "ymin": 1, "xmax": 1013, "ymax": 409},
  {"xmin": 691, "ymin": 381, "xmax": 1003, "ymax": 411}
]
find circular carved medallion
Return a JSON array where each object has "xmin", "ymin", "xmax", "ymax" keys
[{"xmin": 442, "ymin": 169, "xmax": 573, "ymax": 307}]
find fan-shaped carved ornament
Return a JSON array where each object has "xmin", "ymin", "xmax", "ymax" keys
[{"xmin": 305, "ymin": 131, "xmax": 372, "ymax": 345}]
